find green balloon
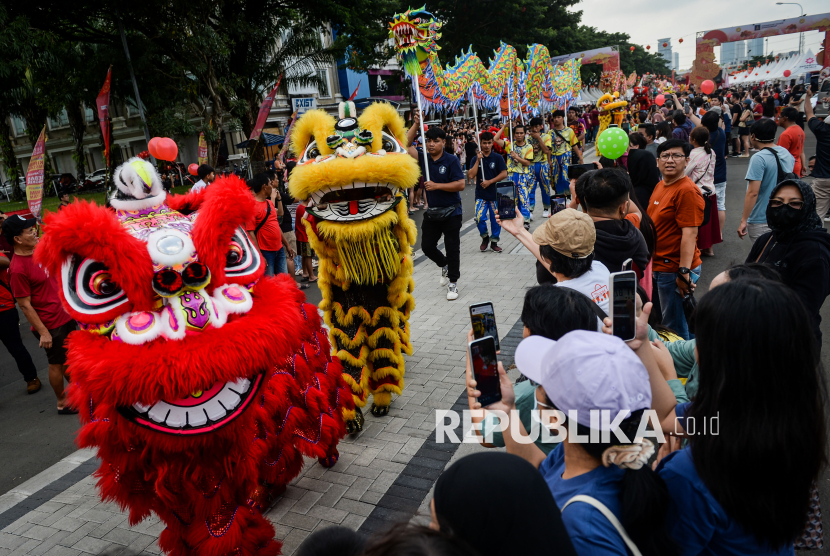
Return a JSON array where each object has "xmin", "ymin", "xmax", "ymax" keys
[{"xmin": 597, "ymin": 128, "xmax": 628, "ymax": 160}]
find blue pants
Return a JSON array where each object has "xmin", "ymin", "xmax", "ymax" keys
[
  {"xmin": 262, "ymin": 247, "xmax": 288, "ymax": 277},
  {"xmin": 551, "ymin": 151, "xmax": 572, "ymax": 195},
  {"xmin": 510, "ymin": 173, "xmax": 533, "ymax": 219},
  {"xmin": 654, "ymin": 266, "xmax": 701, "ymax": 341},
  {"xmin": 475, "ymin": 199, "xmax": 500, "ymax": 242},
  {"xmin": 529, "ymin": 162, "xmax": 551, "ymax": 210}
]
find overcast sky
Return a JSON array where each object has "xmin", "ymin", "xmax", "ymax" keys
[{"xmin": 577, "ymin": 0, "xmax": 828, "ymax": 69}]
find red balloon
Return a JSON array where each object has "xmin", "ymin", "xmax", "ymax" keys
[
  {"xmin": 156, "ymin": 138, "xmax": 178, "ymax": 161},
  {"xmin": 148, "ymin": 137, "xmax": 162, "ymax": 159},
  {"xmin": 188, "ymin": 163, "xmax": 199, "ymax": 176},
  {"xmin": 701, "ymin": 80, "xmax": 715, "ymax": 95},
  {"xmin": 783, "ymin": 69, "xmax": 791, "ymax": 77},
  {"xmin": 655, "ymin": 94, "xmax": 666, "ymax": 106}
]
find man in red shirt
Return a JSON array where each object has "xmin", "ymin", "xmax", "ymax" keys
[
  {"xmin": 245, "ymin": 173, "xmax": 285, "ymax": 276},
  {"xmin": 647, "ymin": 139, "xmax": 705, "ymax": 340},
  {"xmin": 0, "ymin": 249, "xmax": 39, "ymax": 394},
  {"xmin": 777, "ymin": 107, "xmax": 806, "ymax": 177},
  {"xmin": 3, "ymin": 215, "xmax": 76, "ymax": 412}
]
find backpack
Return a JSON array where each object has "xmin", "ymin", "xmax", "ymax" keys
[{"xmin": 762, "ymin": 147, "xmax": 798, "ymax": 185}]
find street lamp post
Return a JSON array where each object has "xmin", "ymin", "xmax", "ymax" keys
[{"xmin": 776, "ymin": 2, "xmax": 805, "ymax": 54}]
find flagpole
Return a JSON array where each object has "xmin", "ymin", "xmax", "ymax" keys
[
  {"xmin": 470, "ymin": 90, "xmax": 482, "ymax": 181},
  {"xmin": 116, "ymin": 12, "xmax": 152, "ymax": 157},
  {"xmin": 507, "ymin": 83, "xmax": 514, "ymax": 145},
  {"xmin": 413, "ymin": 80, "xmax": 430, "ymax": 182}
]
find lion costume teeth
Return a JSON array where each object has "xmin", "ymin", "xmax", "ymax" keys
[{"xmin": 289, "ymin": 101, "xmax": 419, "ymax": 428}]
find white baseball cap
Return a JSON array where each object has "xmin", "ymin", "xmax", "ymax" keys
[{"xmin": 515, "ymin": 330, "xmax": 652, "ymax": 429}]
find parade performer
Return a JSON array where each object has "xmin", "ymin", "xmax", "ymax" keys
[
  {"xmin": 494, "ymin": 122, "xmax": 534, "ymax": 226},
  {"xmin": 36, "ymin": 159, "xmax": 351, "ymax": 556},
  {"xmin": 549, "ymin": 110, "xmax": 578, "ymax": 196},
  {"xmin": 526, "ymin": 117, "xmax": 553, "ymax": 217},
  {"xmin": 595, "ymin": 92, "xmax": 629, "ymax": 157},
  {"xmin": 288, "ymin": 101, "xmax": 418, "ymax": 432}
]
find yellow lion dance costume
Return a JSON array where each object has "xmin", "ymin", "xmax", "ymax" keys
[
  {"xmin": 288, "ymin": 101, "xmax": 419, "ymax": 432},
  {"xmin": 595, "ymin": 92, "xmax": 629, "ymax": 157}
]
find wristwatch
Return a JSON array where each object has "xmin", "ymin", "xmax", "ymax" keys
[{"xmin": 677, "ymin": 267, "xmax": 690, "ymax": 276}]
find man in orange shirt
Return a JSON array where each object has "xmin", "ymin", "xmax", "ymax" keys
[
  {"xmin": 777, "ymin": 107, "xmax": 806, "ymax": 178},
  {"xmin": 245, "ymin": 173, "xmax": 285, "ymax": 276},
  {"xmin": 647, "ymin": 139, "xmax": 705, "ymax": 340}
]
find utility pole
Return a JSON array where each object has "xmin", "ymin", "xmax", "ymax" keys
[{"xmin": 116, "ymin": 11, "xmax": 154, "ymax": 157}]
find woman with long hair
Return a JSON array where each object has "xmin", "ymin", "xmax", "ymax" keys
[
  {"xmin": 655, "ymin": 121, "xmax": 671, "ymax": 143},
  {"xmin": 657, "ymin": 278, "xmax": 828, "ymax": 554}
]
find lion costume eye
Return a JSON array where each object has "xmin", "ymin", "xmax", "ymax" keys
[
  {"xmin": 224, "ymin": 228, "xmax": 262, "ymax": 280},
  {"xmin": 380, "ymin": 131, "xmax": 405, "ymax": 154},
  {"xmin": 62, "ymin": 256, "xmax": 129, "ymax": 316},
  {"xmin": 301, "ymin": 140, "xmax": 321, "ymax": 163}
]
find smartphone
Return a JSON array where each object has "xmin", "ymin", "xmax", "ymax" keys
[
  {"xmin": 496, "ymin": 182, "xmax": 516, "ymax": 220},
  {"xmin": 551, "ymin": 195, "xmax": 568, "ymax": 215},
  {"xmin": 470, "ymin": 302, "xmax": 499, "ymax": 351},
  {"xmin": 810, "ymin": 75, "xmax": 819, "ymax": 92},
  {"xmin": 609, "ymin": 270, "xmax": 637, "ymax": 342},
  {"xmin": 567, "ymin": 163, "xmax": 595, "ymax": 181},
  {"xmin": 468, "ymin": 336, "xmax": 502, "ymax": 407}
]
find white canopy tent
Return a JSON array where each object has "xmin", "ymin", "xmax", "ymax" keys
[{"xmin": 728, "ymin": 50, "xmax": 821, "ymax": 87}]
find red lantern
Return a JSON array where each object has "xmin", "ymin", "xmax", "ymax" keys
[
  {"xmin": 783, "ymin": 69, "xmax": 791, "ymax": 77},
  {"xmin": 701, "ymin": 80, "xmax": 715, "ymax": 95},
  {"xmin": 679, "ymin": 38, "xmax": 684, "ymax": 44},
  {"xmin": 148, "ymin": 137, "xmax": 162, "ymax": 159},
  {"xmin": 662, "ymin": 42, "xmax": 668, "ymax": 47},
  {"xmin": 766, "ymin": 71, "xmax": 769, "ymax": 73},
  {"xmin": 188, "ymin": 163, "xmax": 199, "ymax": 176},
  {"xmin": 630, "ymin": 46, "xmax": 635, "ymax": 52},
  {"xmin": 156, "ymin": 138, "xmax": 178, "ymax": 161},
  {"xmin": 646, "ymin": 45, "xmax": 651, "ymax": 50}
]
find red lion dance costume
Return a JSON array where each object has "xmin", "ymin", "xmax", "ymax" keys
[{"xmin": 36, "ymin": 158, "xmax": 352, "ymax": 556}]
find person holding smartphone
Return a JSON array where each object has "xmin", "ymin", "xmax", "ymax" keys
[
  {"xmin": 468, "ymin": 132, "xmax": 507, "ymax": 253},
  {"xmin": 494, "ymin": 122, "xmax": 534, "ymax": 229}
]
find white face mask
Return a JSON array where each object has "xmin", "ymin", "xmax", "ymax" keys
[{"xmin": 531, "ymin": 393, "xmax": 558, "ymax": 428}]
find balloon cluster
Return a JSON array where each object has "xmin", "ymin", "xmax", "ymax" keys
[
  {"xmin": 148, "ymin": 137, "xmax": 179, "ymax": 161},
  {"xmin": 136, "ymin": 150, "xmax": 150, "ymax": 160}
]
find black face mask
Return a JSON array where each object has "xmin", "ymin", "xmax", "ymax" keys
[{"xmin": 766, "ymin": 204, "xmax": 802, "ymax": 230}]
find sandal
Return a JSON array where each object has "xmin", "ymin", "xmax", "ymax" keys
[
  {"xmin": 300, "ymin": 276, "xmax": 309, "ymax": 282},
  {"xmin": 299, "ymin": 283, "xmax": 311, "ymax": 290},
  {"xmin": 57, "ymin": 407, "xmax": 78, "ymax": 415}
]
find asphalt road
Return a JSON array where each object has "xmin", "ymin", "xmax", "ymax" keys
[{"xmin": 2, "ymin": 133, "xmax": 829, "ymax": 536}]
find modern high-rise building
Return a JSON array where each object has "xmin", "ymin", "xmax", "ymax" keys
[
  {"xmin": 658, "ymin": 38, "xmax": 673, "ymax": 69},
  {"xmin": 746, "ymin": 38, "xmax": 764, "ymax": 59},
  {"xmin": 673, "ymin": 52, "xmax": 680, "ymax": 71}
]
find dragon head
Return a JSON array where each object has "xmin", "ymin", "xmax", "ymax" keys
[
  {"xmin": 389, "ymin": 6, "xmax": 442, "ymax": 76},
  {"xmin": 598, "ymin": 92, "xmax": 628, "ymax": 112}
]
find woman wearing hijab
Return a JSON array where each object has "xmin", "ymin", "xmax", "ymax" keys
[
  {"xmin": 626, "ymin": 144, "xmax": 661, "ymax": 208},
  {"xmin": 747, "ymin": 179, "xmax": 830, "ymax": 344},
  {"xmin": 430, "ymin": 452, "xmax": 577, "ymax": 556}
]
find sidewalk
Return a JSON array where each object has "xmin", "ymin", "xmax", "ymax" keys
[{"xmin": 0, "ymin": 201, "xmax": 547, "ymax": 556}]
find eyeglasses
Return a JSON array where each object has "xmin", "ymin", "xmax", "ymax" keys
[
  {"xmin": 659, "ymin": 153, "xmax": 686, "ymax": 161},
  {"xmin": 769, "ymin": 199, "xmax": 804, "ymax": 209}
]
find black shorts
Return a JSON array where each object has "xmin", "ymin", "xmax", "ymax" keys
[
  {"xmin": 738, "ymin": 126, "xmax": 750, "ymax": 136},
  {"xmin": 33, "ymin": 320, "xmax": 77, "ymax": 365}
]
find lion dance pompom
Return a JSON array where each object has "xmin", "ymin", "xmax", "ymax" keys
[
  {"xmin": 35, "ymin": 158, "xmax": 352, "ymax": 556},
  {"xmin": 288, "ymin": 101, "xmax": 419, "ymax": 431}
]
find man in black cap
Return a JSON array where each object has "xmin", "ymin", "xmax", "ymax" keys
[
  {"xmin": 191, "ymin": 164, "xmax": 215, "ymax": 193},
  {"xmin": 3, "ymin": 215, "xmax": 77, "ymax": 413}
]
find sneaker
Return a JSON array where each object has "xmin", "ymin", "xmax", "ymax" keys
[
  {"xmin": 523, "ymin": 222, "xmax": 530, "ymax": 231},
  {"xmin": 440, "ymin": 265, "xmax": 450, "ymax": 286},
  {"xmin": 542, "ymin": 209, "xmax": 550, "ymax": 218},
  {"xmin": 729, "ymin": 153, "xmax": 739, "ymax": 158},
  {"xmin": 295, "ymin": 267, "xmax": 303, "ymax": 276},
  {"xmin": 740, "ymin": 154, "xmax": 750, "ymax": 158},
  {"xmin": 490, "ymin": 242, "xmax": 503, "ymax": 253},
  {"xmin": 529, "ymin": 212, "xmax": 534, "ymax": 222},
  {"xmin": 825, "ymin": 215, "xmax": 830, "ymax": 222},
  {"xmin": 26, "ymin": 377, "xmax": 41, "ymax": 395},
  {"xmin": 480, "ymin": 237, "xmax": 489, "ymax": 252},
  {"xmin": 447, "ymin": 283, "xmax": 459, "ymax": 301}
]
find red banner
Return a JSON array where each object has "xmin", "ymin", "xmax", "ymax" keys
[
  {"xmin": 249, "ymin": 74, "xmax": 282, "ymax": 142},
  {"xmin": 198, "ymin": 132, "xmax": 207, "ymax": 165},
  {"xmin": 96, "ymin": 67, "xmax": 112, "ymax": 164},
  {"xmin": 26, "ymin": 126, "xmax": 47, "ymax": 219}
]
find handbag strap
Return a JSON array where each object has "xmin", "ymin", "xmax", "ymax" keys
[
  {"xmin": 254, "ymin": 201, "xmax": 272, "ymax": 237},
  {"xmin": 562, "ymin": 495, "xmax": 643, "ymax": 556},
  {"xmin": 693, "ymin": 152, "xmax": 713, "ymax": 185},
  {"xmin": 755, "ymin": 235, "xmax": 775, "ymax": 263}
]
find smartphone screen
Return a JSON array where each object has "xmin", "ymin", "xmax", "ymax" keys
[
  {"xmin": 469, "ymin": 337, "xmax": 501, "ymax": 407},
  {"xmin": 496, "ymin": 183, "xmax": 516, "ymax": 219},
  {"xmin": 567, "ymin": 163, "xmax": 595, "ymax": 181},
  {"xmin": 470, "ymin": 302, "xmax": 499, "ymax": 351},
  {"xmin": 610, "ymin": 271, "xmax": 637, "ymax": 342}
]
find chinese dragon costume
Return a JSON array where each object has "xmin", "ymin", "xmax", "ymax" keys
[
  {"xmin": 35, "ymin": 159, "xmax": 351, "ymax": 556},
  {"xmin": 288, "ymin": 101, "xmax": 419, "ymax": 432}
]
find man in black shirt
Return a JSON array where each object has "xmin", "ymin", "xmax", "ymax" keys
[
  {"xmin": 407, "ymin": 111, "xmax": 466, "ymax": 300},
  {"xmin": 468, "ymin": 132, "xmax": 508, "ymax": 253}
]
